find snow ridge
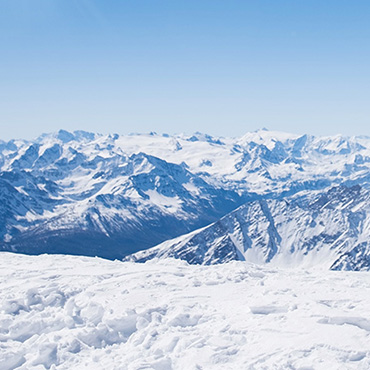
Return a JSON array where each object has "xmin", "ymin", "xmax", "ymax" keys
[{"xmin": 127, "ymin": 185, "xmax": 370, "ymax": 270}]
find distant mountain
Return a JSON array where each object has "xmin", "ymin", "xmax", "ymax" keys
[
  {"xmin": 2, "ymin": 129, "xmax": 370, "ymax": 262},
  {"xmin": 127, "ymin": 184, "xmax": 370, "ymax": 271},
  {"xmin": 0, "ymin": 131, "xmax": 247, "ymax": 258}
]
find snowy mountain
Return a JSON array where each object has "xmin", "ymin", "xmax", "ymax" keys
[
  {"xmin": 2, "ymin": 129, "xmax": 370, "ymax": 262},
  {"xmin": 0, "ymin": 131, "xmax": 246, "ymax": 259},
  {"xmin": 127, "ymin": 184, "xmax": 370, "ymax": 271}
]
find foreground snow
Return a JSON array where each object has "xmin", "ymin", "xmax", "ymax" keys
[{"xmin": 1, "ymin": 254, "xmax": 370, "ymax": 369}]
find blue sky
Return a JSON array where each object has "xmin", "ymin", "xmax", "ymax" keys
[{"xmin": 0, "ymin": 0, "xmax": 369, "ymax": 140}]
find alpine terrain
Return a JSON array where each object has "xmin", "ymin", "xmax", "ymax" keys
[{"xmin": 2, "ymin": 129, "xmax": 370, "ymax": 269}]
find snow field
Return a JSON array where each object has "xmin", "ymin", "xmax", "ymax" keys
[{"xmin": 1, "ymin": 253, "xmax": 370, "ymax": 369}]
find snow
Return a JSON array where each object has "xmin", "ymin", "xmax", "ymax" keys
[
  {"xmin": 3, "ymin": 130, "xmax": 370, "ymax": 237},
  {"xmin": 129, "ymin": 185, "xmax": 370, "ymax": 270},
  {"xmin": 144, "ymin": 190, "xmax": 182, "ymax": 214},
  {"xmin": 1, "ymin": 253, "xmax": 370, "ymax": 369}
]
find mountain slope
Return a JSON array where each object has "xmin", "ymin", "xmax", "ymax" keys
[
  {"xmin": 127, "ymin": 185, "xmax": 370, "ymax": 270},
  {"xmin": 0, "ymin": 149, "xmax": 245, "ymax": 258}
]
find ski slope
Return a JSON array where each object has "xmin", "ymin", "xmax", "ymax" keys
[{"xmin": 1, "ymin": 253, "xmax": 370, "ymax": 369}]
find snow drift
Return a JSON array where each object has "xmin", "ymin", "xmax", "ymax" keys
[{"xmin": 1, "ymin": 253, "xmax": 370, "ymax": 369}]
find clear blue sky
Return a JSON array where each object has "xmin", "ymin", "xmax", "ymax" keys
[{"xmin": 1, "ymin": 0, "xmax": 369, "ymax": 140}]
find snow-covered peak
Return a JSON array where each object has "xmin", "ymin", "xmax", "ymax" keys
[
  {"xmin": 4, "ymin": 129, "xmax": 370, "ymax": 198},
  {"xmin": 3, "ymin": 129, "xmax": 370, "ymax": 263},
  {"xmin": 238, "ymin": 129, "xmax": 301, "ymax": 150}
]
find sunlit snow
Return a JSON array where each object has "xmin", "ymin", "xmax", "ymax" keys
[{"xmin": 1, "ymin": 253, "xmax": 370, "ymax": 369}]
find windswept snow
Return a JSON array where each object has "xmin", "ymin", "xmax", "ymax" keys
[{"xmin": 1, "ymin": 253, "xmax": 370, "ymax": 369}]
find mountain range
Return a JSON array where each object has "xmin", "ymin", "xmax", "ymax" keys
[{"xmin": 2, "ymin": 129, "xmax": 370, "ymax": 269}]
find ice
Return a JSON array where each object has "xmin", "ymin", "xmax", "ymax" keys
[{"xmin": 1, "ymin": 252, "xmax": 370, "ymax": 369}]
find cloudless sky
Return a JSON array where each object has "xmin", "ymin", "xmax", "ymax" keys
[{"xmin": 0, "ymin": 0, "xmax": 369, "ymax": 140}]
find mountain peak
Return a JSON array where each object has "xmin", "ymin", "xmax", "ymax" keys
[
  {"xmin": 56, "ymin": 129, "xmax": 75, "ymax": 143},
  {"xmin": 2, "ymin": 129, "xmax": 370, "ymax": 269}
]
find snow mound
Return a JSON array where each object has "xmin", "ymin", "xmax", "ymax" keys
[{"xmin": 1, "ymin": 253, "xmax": 370, "ymax": 369}]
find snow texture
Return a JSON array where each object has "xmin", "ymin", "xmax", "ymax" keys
[{"xmin": 1, "ymin": 253, "xmax": 370, "ymax": 369}]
